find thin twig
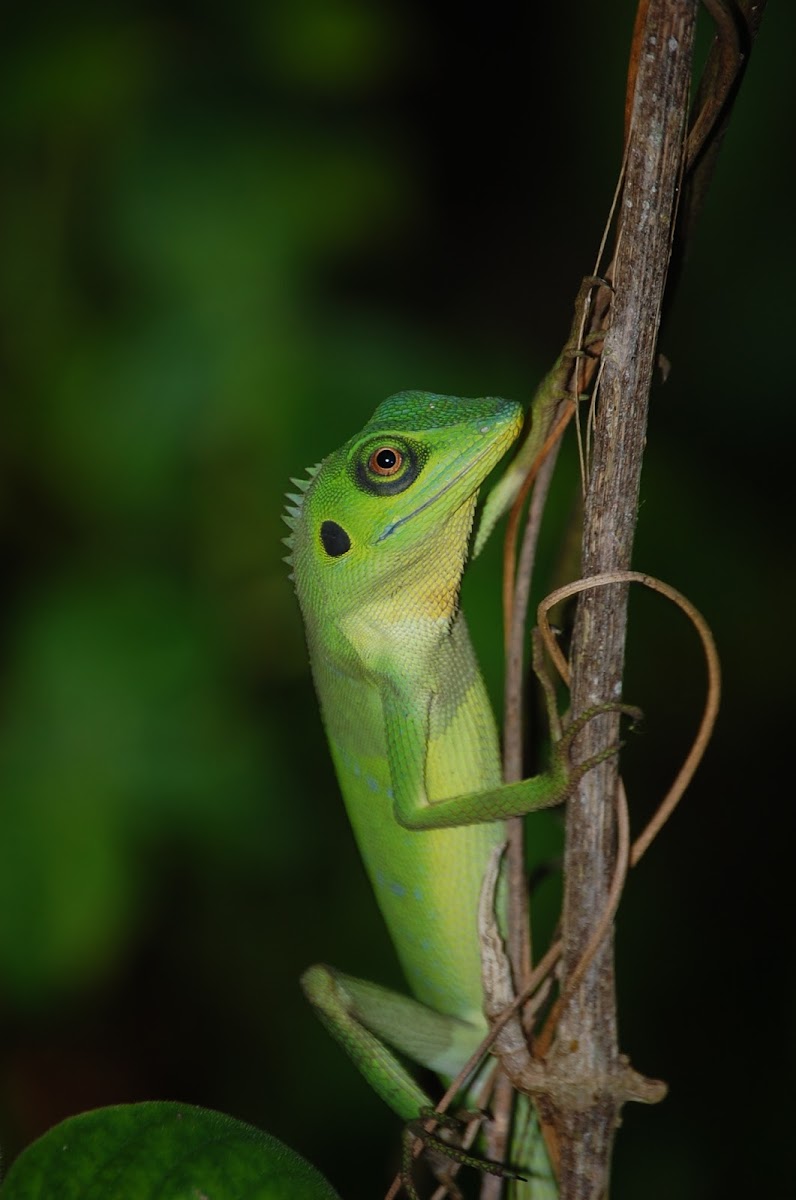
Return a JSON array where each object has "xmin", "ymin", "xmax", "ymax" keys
[{"xmin": 538, "ymin": 571, "xmax": 721, "ymax": 867}]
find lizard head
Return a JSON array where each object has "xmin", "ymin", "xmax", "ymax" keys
[{"xmin": 285, "ymin": 391, "xmax": 522, "ymax": 620}]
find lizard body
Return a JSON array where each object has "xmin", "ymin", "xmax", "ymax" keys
[{"xmin": 286, "ymin": 391, "xmax": 566, "ymax": 1194}]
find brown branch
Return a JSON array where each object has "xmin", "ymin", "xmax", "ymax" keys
[{"xmin": 544, "ymin": 3, "xmax": 700, "ymax": 1197}]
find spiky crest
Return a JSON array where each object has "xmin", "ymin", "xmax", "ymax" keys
[{"xmin": 282, "ymin": 463, "xmax": 321, "ymax": 575}]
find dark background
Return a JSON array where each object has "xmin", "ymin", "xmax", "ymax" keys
[{"xmin": 1, "ymin": 3, "xmax": 793, "ymax": 1197}]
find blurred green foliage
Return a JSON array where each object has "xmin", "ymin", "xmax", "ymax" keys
[{"xmin": 0, "ymin": 3, "xmax": 793, "ymax": 1198}]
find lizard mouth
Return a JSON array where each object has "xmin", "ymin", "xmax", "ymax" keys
[{"xmin": 375, "ymin": 434, "xmax": 509, "ymax": 543}]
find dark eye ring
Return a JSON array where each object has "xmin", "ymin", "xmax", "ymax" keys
[{"xmin": 369, "ymin": 446, "xmax": 403, "ymax": 476}]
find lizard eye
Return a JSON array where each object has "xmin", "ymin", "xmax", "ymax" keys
[
  {"xmin": 354, "ymin": 434, "xmax": 422, "ymax": 496},
  {"xmin": 369, "ymin": 447, "xmax": 402, "ymax": 476}
]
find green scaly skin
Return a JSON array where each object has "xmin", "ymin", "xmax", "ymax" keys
[{"xmin": 286, "ymin": 391, "xmax": 564, "ymax": 1197}]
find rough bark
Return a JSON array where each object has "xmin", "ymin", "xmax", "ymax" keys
[{"xmin": 548, "ymin": 4, "xmax": 699, "ymax": 1197}]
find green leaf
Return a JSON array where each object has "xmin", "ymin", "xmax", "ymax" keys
[{"xmin": 1, "ymin": 1102, "xmax": 341, "ymax": 1200}]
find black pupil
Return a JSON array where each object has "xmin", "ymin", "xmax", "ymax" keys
[{"xmin": 375, "ymin": 449, "xmax": 397, "ymax": 471}]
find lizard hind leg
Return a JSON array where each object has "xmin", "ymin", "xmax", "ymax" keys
[{"xmin": 301, "ymin": 964, "xmax": 484, "ymax": 1121}]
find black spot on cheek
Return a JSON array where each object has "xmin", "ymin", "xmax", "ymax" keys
[{"xmin": 320, "ymin": 520, "xmax": 351, "ymax": 557}]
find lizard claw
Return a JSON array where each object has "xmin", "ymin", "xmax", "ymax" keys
[{"xmin": 402, "ymin": 1109, "xmax": 525, "ymax": 1199}]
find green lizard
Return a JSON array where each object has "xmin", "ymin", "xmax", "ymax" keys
[{"xmin": 285, "ymin": 390, "xmax": 610, "ymax": 1197}]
